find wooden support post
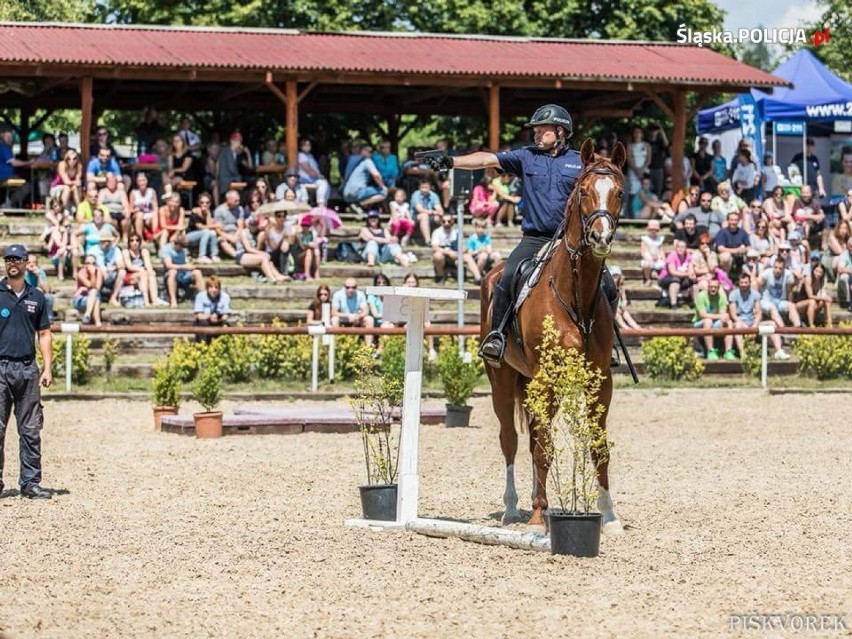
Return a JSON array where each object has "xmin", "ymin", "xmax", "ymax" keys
[
  {"xmin": 670, "ymin": 91, "xmax": 687, "ymax": 195},
  {"xmin": 18, "ymin": 106, "xmax": 32, "ymax": 158},
  {"xmin": 286, "ymin": 80, "xmax": 298, "ymax": 169},
  {"xmin": 488, "ymin": 84, "xmax": 500, "ymax": 151},
  {"xmin": 79, "ymin": 77, "xmax": 93, "ymax": 168},
  {"xmin": 386, "ymin": 114, "xmax": 400, "ymax": 155}
]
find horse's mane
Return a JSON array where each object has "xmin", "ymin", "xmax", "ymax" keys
[{"xmin": 565, "ymin": 155, "xmax": 624, "ymax": 220}]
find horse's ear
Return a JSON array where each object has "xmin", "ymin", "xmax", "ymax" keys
[
  {"xmin": 580, "ymin": 138, "xmax": 596, "ymax": 166},
  {"xmin": 610, "ymin": 142, "xmax": 627, "ymax": 168}
]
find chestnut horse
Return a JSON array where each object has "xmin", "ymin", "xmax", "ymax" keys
[{"xmin": 480, "ymin": 139, "xmax": 626, "ymax": 533}]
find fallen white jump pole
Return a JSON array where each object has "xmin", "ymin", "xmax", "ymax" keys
[
  {"xmin": 345, "ymin": 286, "xmax": 465, "ymax": 530},
  {"xmin": 407, "ymin": 518, "xmax": 550, "ymax": 553}
]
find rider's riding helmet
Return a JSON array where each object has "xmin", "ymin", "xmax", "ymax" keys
[{"xmin": 525, "ymin": 104, "xmax": 573, "ymax": 139}]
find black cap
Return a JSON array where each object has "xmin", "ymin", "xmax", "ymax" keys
[{"xmin": 4, "ymin": 244, "xmax": 28, "ymax": 260}]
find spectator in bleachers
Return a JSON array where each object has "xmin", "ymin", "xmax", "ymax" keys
[
  {"xmin": 714, "ymin": 211, "xmax": 750, "ymax": 276},
  {"xmin": 610, "ymin": 265, "xmax": 640, "ymax": 330},
  {"xmin": 213, "ymin": 189, "xmax": 248, "ymax": 253},
  {"xmin": 640, "ymin": 218, "xmax": 666, "ymax": 286},
  {"xmin": 728, "ymin": 272, "xmax": 775, "ymax": 357},
  {"xmin": 367, "ymin": 272, "xmax": 392, "ymax": 328},
  {"xmin": 834, "ymin": 237, "xmax": 852, "ymax": 309},
  {"xmin": 795, "ymin": 260, "xmax": 832, "ymax": 327},
  {"xmin": 306, "ymin": 284, "xmax": 332, "ymax": 324},
  {"xmin": 658, "ymin": 239, "xmax": 695, "ymax": 308},
  {"xmin": 647, "ymin": 123, "xmax": 668, "ymax": 195},
  {"xmin": 787, "ymin": 184, "xmax": 824, "ymax": 241},
  {"xmin": 761, "ymin": 152, "xmax": 781, "ymax": 195},
  {"xmin": 298, "ymin": 139, "xmax": 330, "ymax": 206},
  {"xmin": 626, "ymin": 127, "xmax": 651, "ymax": 208},
  {"xmin": 275, "ymin": 168, "xmax": 310, "ymax": 203},
  {"xmin": 46, "ymin": 210, "xmax": 78, "ymax": 282},
  {"xmin": 50, "ymin": 149, "xmax": 82, "ymax": 210},
  {"xmin": 433, "ymin": 140, "xmax": 453, "ymax": 208},
  {"xmin": 674, "ymin": 186, "xmax": 699, "ymax": 217},
  {"xmin": 464, "ymin": 218, "xmax": 501, "ymax": 285},
  {"xmin": 825, "ymin": 219, "xmax": 850, "ymax": 280},
  {"xmin": 217, "ymin": 131, "xmax": 245, "ymax": 200},
  {"xmin": 86, "ymin": 147, "xmax": 123, "ymax": 190},
  {"xmin": 74, "ymin": 254, "xmax": 103, "ymax": 326},
  {"xmin": 749, "ymin": 219, "xmax": 776, "ymax": 268},
  {"xmin": 98, "ymin": 173, "xmax": 131, "ymax": 243},
  {"xmin": 674, "ymin": 214, "xmax": 703, "ymax": 249},
  {"xmin": 678, "ymin": 191, "xmax": 724, "ymax": 239},
  {"xmin": 711, "ymin": 140, "xmax": 727, "ymax": 191},
  {"xmin": 790, "ymin": 138, "xmax": 826, "ymax": 199},
  {"xmin": 838, "ymin": 188, "xmax": 852, "ymax": 224},
  {"xmin": 135, "ymin": 109, "xmax": 165, "ymax": 155},
  {"xmin": 691, "ymin": 232, "xmax": 729, "ymax": 291},
  {"xmin": 292, "ymin": 219, "xmax": 320, "ymax": 281},
  {"xmin": 490, "ymin": 172, "xmax": 521, "ymax": 227},
  {"xmin": 742, "ymin": 248, "xmax": 762, "ymax": 285},
  {"xmin": 728, "ymin": 139, "xmax": 751, "ymax": 176},
  {"xmin": 76, "ymin": 210, "xmax": 117, "ymax": 262},
  {"xmin": 122, "ymin": 233, "xmax": 164, "ymax": 307},
  {"xmin": 255, "ymin": 178, "xmax": 273, "ymax": 203},
  {"xmin": 186, "ymin": 194, "xmax": 220, "ymax": 264},
  {"xmin": 260, "ymin": 209, "xmax": 292, "ymax": 276},
  {"xmin": 359, "ymin": 210, "xmax": 410, "ymax": 268},
  {"xmin": 741, "ymin": 198, "xmax": 766, "ymax": 235},
  {"xmin": 24, "ymin": 254, "xmax": 54, "ymax": 323},
  {"xmin": 786, "ymin": 230, "xmax": 808, "ymax": 279},
  {"xmin": 204, "ymin": 142, "xmax": 220, "ymax": 202},
  {"xmin": 76, "ymin": 183, "xmax": 109, "ymax": 224},
  {"xmin": 43, "ymin": 197, "xmax": 66, "ymax": 238},
  {"xmin": 157, "ymin": 192, "xmax": 186, "ymax": 254},
  {"xmin": 0, "ymin": 124, "xmax": 32, "ymax": 208},
  {"xmin": 692, "ymin": 277, "xmax": 735, "ymax": 360},
  {"xmin": 100, "ymin": 233, "xmax": 127, "ymax": 307},
  {"xmin": 412, "ymin": 179, "xmax": 444, "ymax": 244},
  {"xmin": 731, "ymin": 149, "xmax": 759, "ymax": 202},
  {"xmin": 468, "ymin": 173, "xmax": 499, "ymax": 222},
  {"xmin": 129, "ymin": 172, "xmax": 159, "ymax": 241},
  {"xmin": 711, "ymin": 181, "xmax": 746, "ymax": 220},
  {"xmin": 234, "ymin": 222, "xmax": 290, "ymax": 283},
  {"xmin": 178, "ymin": 117, "xmax": 201, "ymax": 157},
  {"xmin": 261, "ymin": 138, "xmax": 278, "ymax": 166},
  {"xmin": 763, "ymin": 185, "xmax": 791, "ymax": 240},
  {"xmin": 389, "ymin": 188, "xmax": 415, "ymax": 247},
  {"xmin": 166, "ymin": 133, "xmax": 195, "ymax": 195},
  {"xmin": 331, "ymin": 278, "xmax": 375, "ymax": 347},
  {"xmin": 246, "ymin": 188, "xmax": 267, "ymax": 229},
  {"xmin": 664, "ymin": 151, "xmax": 693, "ymax": 188},
  {"xmin": 399, "ymin": 149, "xmax": 435, "ymax": 197},
  {"xmin": 194, "ymin": 275, "xmax": 231, "ymax": 328},
  {"xmin": 631, "ymin": 174, "xmax": 674, "ymax": 221},
  {"xmin": 373, "ymin": 139, "xmax": 400, "ymax": 189},
  {"xmin": 691, "ymin": 137, "xmax": 713, "ymax": 192},
  {"xmin": 343, "ymin": 142, "xmax": 388, "ymax": 212},
  {"xmin": 759, "ymin": 255, "xmax": 802, "ymax": 333},
  {"xmin": 161, "ymin": 231, "xmax": 204, "ymax": 307},
  {"xmin": 151, "ymin": 138, "xmax": 170, "ymax": 194},
  {"xmin": 431, "ymin": 213, "xmax": 459, "ymax": 284},
  {"xmin": 400, "ymin": 272, "xmax": 437, "ymax": 360}
]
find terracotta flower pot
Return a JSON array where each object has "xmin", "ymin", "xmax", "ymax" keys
[
  {"xmin": 193, "ymin": 411, "xmax": 223, "ymax": 438},
  {"xmin": 152, "ymin": 406, "xmax": 178, "ymax": 431}
]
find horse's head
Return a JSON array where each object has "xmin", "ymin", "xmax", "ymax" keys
[{"xmin": 570, "ymin": 139, "xmax": 626, "ymax": 258}]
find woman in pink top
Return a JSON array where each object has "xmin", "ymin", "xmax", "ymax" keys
[
  {"xmin": 468, "ymin": 174, "xmax": 499, "ymax": 221},
  {"xmin": 658, "ymin": 239, "xmax": 696, "ymax": 308}
]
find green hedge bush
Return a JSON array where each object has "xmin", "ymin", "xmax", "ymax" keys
[
  {"xmin": 793, "ymin": 334, "xmax": 852, "ymax": 380},
  {"xmin": 640, "ymin": 337, "xmax": 704, "ymax": 381}
]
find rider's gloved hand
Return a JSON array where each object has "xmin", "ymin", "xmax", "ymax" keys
[{"xmin": 427, "ymin": 153, "xmax": 454, "ymax": 173}]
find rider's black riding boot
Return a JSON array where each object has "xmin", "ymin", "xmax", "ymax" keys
[
  {"xmin": 601, "ymin": 268, "xmax": 621, "ymax": 367},
  {"xmin": 479, "ymin": 283, "xmax": 512, "ymax": 367}
]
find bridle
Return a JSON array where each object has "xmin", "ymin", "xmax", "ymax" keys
[{"xmin": 549, "ymin": 164, "xmax": 623, "ymax": 346}]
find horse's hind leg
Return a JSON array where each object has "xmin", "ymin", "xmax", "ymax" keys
[
  {"xmin": 594, "ymin": 372, "xmax": 625, "ymax": 535},
  {"xmin": 488, "ymin": 365, "xmax": 523, "ymax": 525}
]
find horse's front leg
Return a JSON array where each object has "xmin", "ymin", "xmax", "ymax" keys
[
  {"xmin": 528, "ymin": 421, "xmax": 549, "ymax": 528},
  {"xmin": 488, "ymin": 365, "xmax": 523, "ymax": 525},
  {"xmin": 594, "ymin": 372, "xmax": 624, "ymax": 535}
]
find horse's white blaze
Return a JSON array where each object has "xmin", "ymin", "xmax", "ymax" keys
[
  {"xmin": 597, "ymin": 486, "xmax": 625, "ymax": 535},
  {"xmin": 593, "ymin": 176, "xmax": 615, "ymax": 239},
  {"xmin": 502, "ymin": 464, "xmax": 521, "ymax": 525}
]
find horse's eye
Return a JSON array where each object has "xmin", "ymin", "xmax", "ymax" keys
[{"xmin": 616, "ymin": 191, "xmax": 624, "ymax": 201}]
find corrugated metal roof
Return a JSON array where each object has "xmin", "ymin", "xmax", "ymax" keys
[{"xmin": 0, "ymin": 23, "xmax": 787, "ymax": 87}]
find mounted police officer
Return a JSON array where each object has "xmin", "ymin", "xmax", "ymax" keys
[
  {"xmin": 423, "ymin": 104, "xmax": 619, "ymax": 366},
  {"xmin": 0, "ymin": 244, "xmax": 53, "ymax": 499}
]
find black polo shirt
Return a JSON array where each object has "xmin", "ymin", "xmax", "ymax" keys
[{"xmin": 0, "ymin": 279, "xmax": 50, "ymax": 359}]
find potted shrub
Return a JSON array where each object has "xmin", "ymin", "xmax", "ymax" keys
[
  {"xmin": 151, "ymin": 359, "xmax": 181, "ymax": 431},
  {"xmin": 436, "ymin": 336, "xmax": 482, "ymax": 427},
  {"xmin": 192, "ymin": 363, "xmax": 224, "ymax": 438},
  {"xmin": 349, "ymin": 346, "xmax": 402, "ymax": 521},
  {"xmin": 525, "ymin": 316, "xmax": 611, "ymax": 557}
]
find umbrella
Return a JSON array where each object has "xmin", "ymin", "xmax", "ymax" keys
[
  {"xmin": 256, "ymin": 199, "xmax": 311, "ymax": 216},
  {"xmin": 305, "ymin": 205, "xmax": 343, "ymax": 230}
]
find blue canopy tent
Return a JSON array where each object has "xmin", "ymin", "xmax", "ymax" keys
[{"xmin": 697, "ymin": 50, "xmax": 852, "ymax": 133}]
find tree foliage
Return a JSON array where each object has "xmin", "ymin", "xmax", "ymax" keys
[
  {"xmin": 0, "ymin": 0, "xmax": 94, "ymax": 22},
  {"xmin": 797, "ymin": 0, "xmax": 850, "ymax": 82}
]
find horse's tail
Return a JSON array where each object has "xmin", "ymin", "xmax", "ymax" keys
[{"xmin": 514, "ymin": 377, "xmax": 529, "ymax": 436}]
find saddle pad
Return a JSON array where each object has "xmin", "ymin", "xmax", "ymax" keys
[{"xmin": 513, "ymin": 238, "xmax": 559, "ymax": 312}]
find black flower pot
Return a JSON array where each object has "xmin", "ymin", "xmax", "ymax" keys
[
  {"xmin": 445, "ymin": 404, "xmax": 472, "ymax": 428},
  {"xmin": 547, "ymin": 510, "xmax": 602, "ymax": 557},
  {"xmin": 359, "ymin": 484, "xmax": 398, "ymax": 521}
]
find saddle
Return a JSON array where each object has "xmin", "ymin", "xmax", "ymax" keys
[{"xmin": 511, "ymin": 234, "xmax": 561, "ymax": 314}]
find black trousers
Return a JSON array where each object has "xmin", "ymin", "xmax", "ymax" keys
[{"xmin": 0, "ymin": 359, "xmax": 44, "ymax": 490}]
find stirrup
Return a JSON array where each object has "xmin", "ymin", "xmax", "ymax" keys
[{"xmin": 478, "ymin": 331, "xmax": 506, "ymax": 368}]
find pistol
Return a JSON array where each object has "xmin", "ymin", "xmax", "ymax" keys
[{"xmin": 414, "ymin": 149, "xmax": 453, "ymax": 175}]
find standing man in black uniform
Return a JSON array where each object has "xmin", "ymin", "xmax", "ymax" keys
[
  {"xmin": 0, "ymin": 244, "xmax": 53, "ymax": 499},
  {"xmin": 423, "ymin": 104, "xmax": 619, "ymax": 366}
]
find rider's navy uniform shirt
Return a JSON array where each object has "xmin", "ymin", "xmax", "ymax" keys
[
  {"xmin": 0, "ymin": 279, "xmax": 50, "ymax": 359},
  {"xmin": 496, "ymin": 146, "xmax": 583, "ymax": 236}
]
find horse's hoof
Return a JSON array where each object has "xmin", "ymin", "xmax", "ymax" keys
[
  {"xmin": 603, "ymin": 520, "xmax": 625, "ymax": 536},
  {"xmin": 501, "ymin": 509, "xmax": 523, "ymax": 526}
]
